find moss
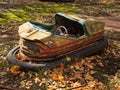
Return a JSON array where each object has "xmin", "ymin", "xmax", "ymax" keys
[
  {"xmin": 39, "ymin": 13, "xmax": 54, "ymax": 17},
  {"xmin": 86, "ymin": 6, "xmax": 94, "ymax": 11},
  {"xmin": 35, "ymin": 5, "xmax": 77, "ymax": 14},
  {"xmin": 0, "ymin": 12, "xmax": 22, "ymax": 24},
  {"xmin": 5, "ymin": 12, "xmax": 22, "ymax": 21},
  {"xmin": 24, "ymin": 5, "xmax": 35, "ymax": 12},
  {"xmin": 105, "ymin": 2, "xmax": 116, "ymax": 8},
  {"xmin": 0, "ymin": 18, "xmax": 7, "ymax": 24},
  {"xmin": 11, "ymin": 9, "xmax": 29, "ymax": 20},
  {"xmin": 0, "ymin": 9, "xmax": 30, "ymax": 25},
  {"xmin": 0, "ymin": 2, "xmax": 79, "ymax": 25}
]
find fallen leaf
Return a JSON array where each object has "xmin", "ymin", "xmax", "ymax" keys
[
  {"xmin": 74, "ymin": 63, "xmax": 80, "ymax": 70},
  {"xmin": 20, "ymin": 72, "xmax": 25, "ymax": 78},
  {"xmin": 84, "ymin": 62, "xmax": 94, "ymax": 69},
  {"xmin": 58, "ymin": 73, "xmax": 65, "ymax": 83},
  {"xmin": 73, "ymin": 81, "xmax": 81, "ymax": 87},
  {"xmin": 53, "ymin": 68, "xmax": 58, "ymax": 73},
  {"xmin": 60, "ymin": 63, "xmax": 64, "ymax": 70},
  {"xmin": 10, "ymin": 65, "xmax": 21, "ymax": 75},
  {"xmin": 117, "ymin": 86, "xmax": 120, "ymax": 90},
  {"xmin": 11, "ymin": 71, "xmax": 20, "ymax": 76},
  {"xmin": 34, "ymin": 77, "xmax": 41, "ymax": 84},
  {"xmin": 25, "ymin": 81, "xmax": 33, "ymax": 89},
  {"xmin": 84, "ymin": 73, "xmax": 94, "ymax": 81},
  {"xmin": 66, "ymin": 56, "xmax": 71, "ymax": 62},
  {"xmin": 89, "ymin": 70, "xmax": 96, "ymax": 75},
  {"xmin": 88, "ymin": 81, "xmax": 96, "ymax": 88},
  {"xmin": 50, "ymin": 73, "xmax": 58, "ymax": 81}
]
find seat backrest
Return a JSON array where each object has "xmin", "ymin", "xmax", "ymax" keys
[{"xmin": 54, "ymin": 13, "xmax": 84, "ymax": 36}]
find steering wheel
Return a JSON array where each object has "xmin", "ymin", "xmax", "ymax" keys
[{"xmin": 55, "ymin": 26, "xmax": 68, "ymax": 36}]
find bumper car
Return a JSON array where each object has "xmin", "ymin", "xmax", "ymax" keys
[{"xmin": 7, "ymin": 13, "xmax": 108, "ymax": 70}]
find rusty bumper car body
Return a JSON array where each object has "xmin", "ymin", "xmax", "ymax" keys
[{"xmin": 7, "ymin": 13, "xmax": 108, "ymax": 70}]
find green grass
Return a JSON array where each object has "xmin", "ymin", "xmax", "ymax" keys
[
  {"xmin": 0, "ymin": 12, "xmax": 22, "ymax": 24},
  {"xmin": 0, "ymin": 1, "xmax": 119, "ymax": 25},
  {"xmin": 0, "ymin": 61, "xmax": 7, "ymax": 68},
  {"xmin": 0, "ymin": 2, "xmax": 79, "ymax": 25},
  {"xmin": 5, "ymin": 41, "xmax": 18, "ymax": 46},
  {"xmin": 11, "ymin": 9, "xmax": 30, "ymax": 20}
]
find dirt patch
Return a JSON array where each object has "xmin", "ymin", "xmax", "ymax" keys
[{"xmin": 97, "ymin": 17, "xmax": 120, "ymax": 32}]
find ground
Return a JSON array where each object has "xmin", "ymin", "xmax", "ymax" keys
[{"xmin": 0, "ymin": 1, "xmax": 120, "ymax": 90}]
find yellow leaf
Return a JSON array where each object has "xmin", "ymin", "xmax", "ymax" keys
[
  {"xmin": 10, "ymin": 65, "xmax": 21, "ymax": 75},
  {"xmin": 51, "ymin": 73, "xmax": 58, "ymax": 81},
  {"xmin": 58, "ymin": 74, "xmax": 65, "ymax": 83},
  {"xmin": 73, "ymin": 81, "xmax": 81, "ymax": 87},
  {"xmin": 88, "ymin": 81, "xmax": 96, "ymax": 88},
  {"xmin": 74, "ymin": 63, "xmax": 80, "ymax": 70},
  {"xmin": 66, "ymin": 56, "xmax": 71, "ymax": 62},
  {"xmin": 11, "ymin": 65, "xmax": 20, "ymax": 71},
  {"xmin": 84, "ymin": 73, "xmax": 94, "ymax": 81},
  {"xmin": 84, "ymin": 62, "xmax": 94, "ymax": 69}
]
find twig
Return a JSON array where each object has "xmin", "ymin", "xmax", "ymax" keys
[
  {"xmin": 67, "ymin": 83, "xmax": 86, "ymax": 90},
  {"xmin": 0, "ymin": 85, "xmax": 20, "ymax": 90}
]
